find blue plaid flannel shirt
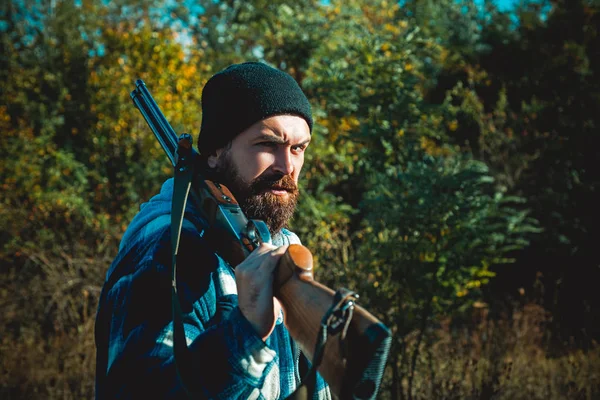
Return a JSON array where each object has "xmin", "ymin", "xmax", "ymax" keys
[{"xmin": 95, "ymin": 178, "xmax": 330, "ymax": 399}]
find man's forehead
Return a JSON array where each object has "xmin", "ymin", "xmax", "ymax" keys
[{"xmin": 255, "ymin": 115, "xmax": 311, "ymax": 142}]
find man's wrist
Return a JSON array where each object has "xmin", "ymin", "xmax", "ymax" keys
[{"xmin": 226, "ymin": 307, "xmax": 277, "ymax": 381}]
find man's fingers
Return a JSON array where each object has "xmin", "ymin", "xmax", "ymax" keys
[
  {"xmin": 272, "ymin": 244, "xmax": 289, "ymax": 255},
  {"xmin": 247, "ymin": 242, "xmax": 277, "ymax": 258},
  {"xmin": 244, "ymin": 243, "xmax": 288, "ymax": 266},
  {"xmin": 234, "ymin": 243, "xmax": 288, "ymax": 341},
  {"xmin": 235, "ymin": 244, "xmax": 288, "ymax": 281}
]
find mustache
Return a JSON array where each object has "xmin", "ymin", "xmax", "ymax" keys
[{"xmin": 250, "ymin": 173, "xmax": 298, "ymax": 194}]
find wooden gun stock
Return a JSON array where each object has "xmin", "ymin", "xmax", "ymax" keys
[{"xmin": 275, "ymin": 245, "xmax": 392, "ymax": 400}]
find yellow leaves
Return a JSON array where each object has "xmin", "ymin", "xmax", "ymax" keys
[
  {"xmin": 418, "ymin": 252, "xmax": 436, "ymax": 262},
  {"xmin": 320, "ymin": 115, "xmax": 361, "ymax": 142},
  {"xmin": 182, "ymin": 64, "xmax": 197, "ymax": 79},
  {"xmin": 420, "ymin": 136, "xmax": 436, "ymax": 153},
  {"xmin": 440, "ymin": 48, "xmax": 450, "ymax": 65},
  {"xmin": 456, "ymin": 280, "xmax": 483, "ymax": 298},
  {"xmin": 339, "ymin": 116, "xmax": 360, "ymax": 132},
  {"xmin": 447, "ymin": 120, "xmax": 458, "ymax": 131},
  {"xmin": 0, "ymin": 106, "xmax": 11, "ymax": 128},
  {"xmin": 118, "ymin": 118, "xmax": 128, "ymax": 130},
  {"xmin": 404, "ymin": 62, "xmax": 414, "ymax": 72},
  {"xmin": 419, "ymin": 136, "xmax": 452, "ymax": 157},
  {"xmin": 174, "ymin": 100, "xmax": 183, "ymax": 112},
  {"xmin": 466, "ymin": 280, "xmax": 482, "ymax": 289},
  {"xmin": 383, "ymin": 23, "xmax": 399, "ymax": 34},
  {"xmin": 318, "ymin": 117, "xmax": 330, "ymax": 128},
  {"xmin": 367, "ymin": 272, "xmax": 380, "ymax": 288},
  {"xmin": 426, "ymin": 233, "xmax": 437, "ymax": 244},
  {"xmin": 89, "ymin": 70, "xmax": 100, "ymax": 85}
]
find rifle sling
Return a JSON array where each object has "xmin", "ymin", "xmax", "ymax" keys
[{"xmin": 170, "ymin": 155, "xmax": 198, "ymax": 398}]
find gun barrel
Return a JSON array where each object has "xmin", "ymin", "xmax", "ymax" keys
[{"xmin": 130, "ymin": 79, "xmax": 178, "ymax": 167}]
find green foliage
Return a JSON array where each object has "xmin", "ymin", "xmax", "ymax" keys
[
  {"xmin": 436, "ymin": 0, "xmax": 600, "ymax": 343},
  {"xmin": 357, "ymin": 153, "xmax": 539, "ymax": 320}
]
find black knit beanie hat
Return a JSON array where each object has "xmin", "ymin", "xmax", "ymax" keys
[{"xmin": 198, "ymin": 62, "xmax": 313, "ymax": 156}]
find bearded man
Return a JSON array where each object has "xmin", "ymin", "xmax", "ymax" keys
[{"xmin": 95, "ymin": 62, "xmax": 331, "ymax": 399}]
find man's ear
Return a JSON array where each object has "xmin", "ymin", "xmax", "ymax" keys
[{"xmin": 206, "ymin": 148, "xmax": 224, "ymax": 169}]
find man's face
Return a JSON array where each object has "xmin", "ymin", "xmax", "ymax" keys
[{"xmin": 207, "ymin": 115, "xmax": 311, "ymax": 233}]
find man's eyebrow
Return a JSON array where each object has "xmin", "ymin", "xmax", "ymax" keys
[
  {"xmin": 254, "ymin": 133, "xmax": 311, "ymax": 146},
  {"xmin": 254, "ymin": 133, "xmax": 287, "ymax": 144}
]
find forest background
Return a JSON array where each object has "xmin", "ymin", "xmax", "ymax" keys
[{"xmin": 1, "ymin": 0, "xmax": 599, "ymax": 398}]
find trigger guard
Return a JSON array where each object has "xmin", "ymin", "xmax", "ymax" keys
[{"xmin": 246, "ymin": 219, "xmax": 272, "ymax": 246}]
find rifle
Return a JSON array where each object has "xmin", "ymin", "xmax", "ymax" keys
[{"xmin": 130, "ymin": 80, "xmax": 391, "ymax": 399}]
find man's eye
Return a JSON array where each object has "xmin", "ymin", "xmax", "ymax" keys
[{"xmin": 292, "ymin": 144, "xmax": 307, "ymax": 153}]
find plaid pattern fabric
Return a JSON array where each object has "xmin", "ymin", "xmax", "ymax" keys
[{"xmin": 95, "ymin": 178, "xmax": 330, "ymax": 399}]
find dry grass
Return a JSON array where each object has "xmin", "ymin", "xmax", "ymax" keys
[
  {"xmin": 0, "ymin": 244, "xmax": 106, "ymax": 399},
  {"xmin": 389, "ymin": 303, "xmax": 600, "ymax": 400},
  {"xmin": 1, "ymin": 251, "xmax": 598, "ymax": 400}
]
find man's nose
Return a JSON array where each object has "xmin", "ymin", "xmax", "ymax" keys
[{"xmin": 272, "ymin": 148, "xmax": 294, "ymax": 176}]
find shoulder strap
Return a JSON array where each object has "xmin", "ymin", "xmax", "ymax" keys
[{"xmin": 170, "ymin": 135, "xmax": 203, "ymax": 397}]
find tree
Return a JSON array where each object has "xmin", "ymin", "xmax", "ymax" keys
[
  {"xmin": 437, "ymin": 0, "xmax": 600, "ymax": 344},
  {"xmin": 0, "ymin": 1, "xmax": 207, "ymax": 396}
]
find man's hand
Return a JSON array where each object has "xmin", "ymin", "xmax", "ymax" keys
[{"xmin": 235, "ymin": 243, "xmax": 287, "ymax": 341}]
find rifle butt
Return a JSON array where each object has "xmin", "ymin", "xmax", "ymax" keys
[{"xmin": 275, "ymin": 245, "xmax": 392, "ymax": 399}]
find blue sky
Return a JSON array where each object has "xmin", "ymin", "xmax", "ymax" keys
[
  {"xmin": 322, "ymin": 0, "xmax": 524, "ymax": 11},
  {"xmin": 486, "ymin": 0, "xmax": 521, "ymax": 11}
]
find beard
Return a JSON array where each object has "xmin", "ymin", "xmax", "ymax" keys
[{"xmin": 213, "ymin": 152, "xmax": 299, "ymax": 234}]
